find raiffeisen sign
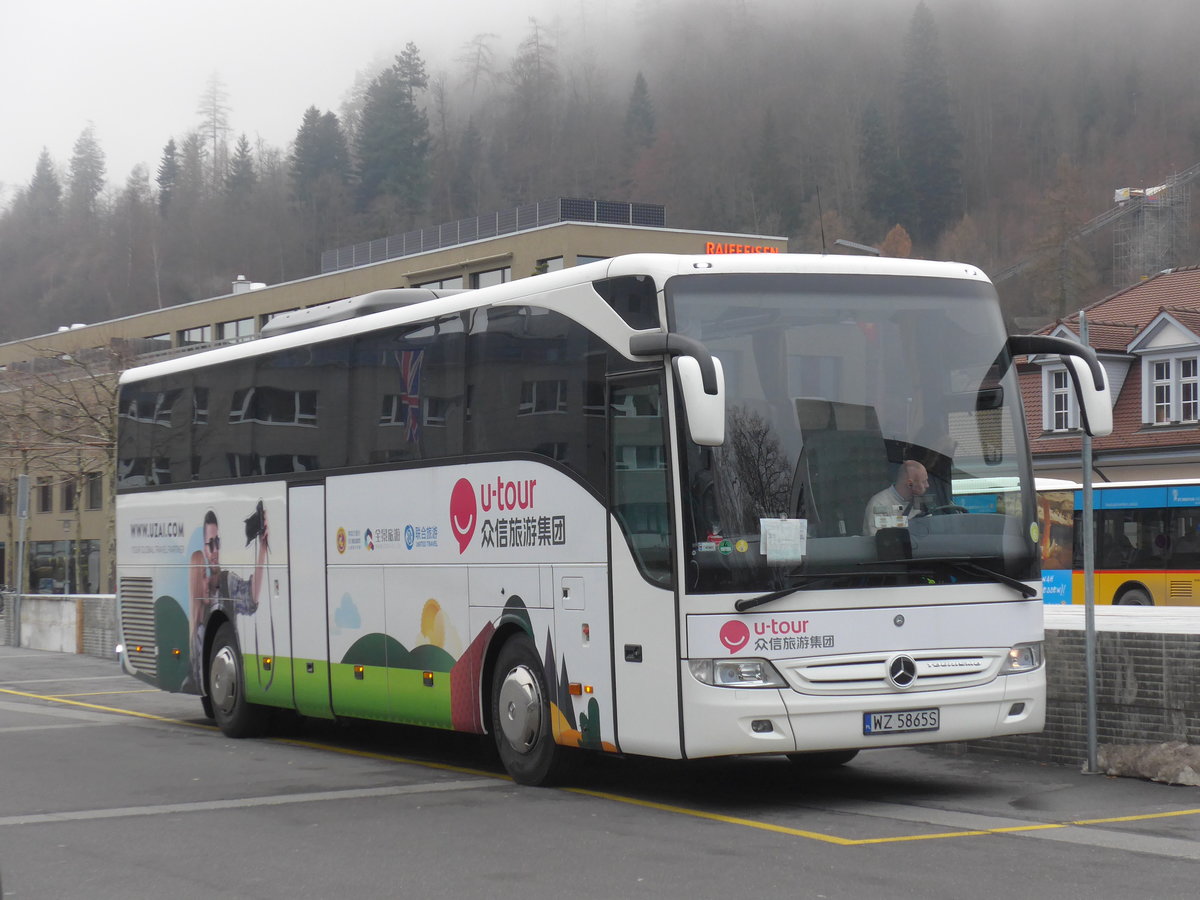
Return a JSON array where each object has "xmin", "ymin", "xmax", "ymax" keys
[{"xmin": 704, "ymin": 242, "xmax": 781, "ymax": 254}]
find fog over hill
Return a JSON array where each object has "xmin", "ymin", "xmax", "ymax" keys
[{"xmin": 2, "ymin": 0, "xmax": 1199, "ymax": 337}]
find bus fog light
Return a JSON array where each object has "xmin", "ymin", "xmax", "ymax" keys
[
  {"xmin": 1002, "ymin": 641, "xmax": 1044, "ymax": 673},
  {"xmin": 688, "ymin": 658, "xmax": 787, "ymax": 688}
]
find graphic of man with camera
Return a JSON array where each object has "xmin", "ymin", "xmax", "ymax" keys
[{"xmin": 186, "ymin": 503, "xmax": 269, "ymax": 691}]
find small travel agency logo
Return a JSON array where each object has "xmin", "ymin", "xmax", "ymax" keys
[
  {"xmin": 364, "ymin": 528, "xmax": 375, "ymax": 551},
  {"xmin": 405, "ymin": 524, "xmax": 415, "ymax": 550},
  {"xmin": 719, "ymin": 620, "xmax": 751, "ymax": 654},
  {"xmin": 450, "ymin": 478, "xmax": 477, "ymax": 554},
  {"xmin": 336, "ymin": 527, "xmax": 347, "ymax": 555}
]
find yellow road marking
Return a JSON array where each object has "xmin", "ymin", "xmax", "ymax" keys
[
  {"xmin": 49, "ymin": 690, "xmax": 161, "ymax": 698},
  {"xmin": 0, "ymin": 687, "xmax": 215, "ymax": 730},
  {"xmin": 5, "ymin": 685, "xmax": 1199, "ymax": 845}
]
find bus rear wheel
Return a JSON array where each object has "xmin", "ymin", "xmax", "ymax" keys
[
  {"xmin": 208, "ymin": 621, "xmax": 267, "ymax": 738},
  {"xmin": 491, "ymin": 634, "xmax": 564, "ymax": 786},
  {"xmin": 1116, "ymin": 588, "xmax": 1153, "ymax": 606}
]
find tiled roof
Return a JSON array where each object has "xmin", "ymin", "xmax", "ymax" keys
[
  {"xmin": 1159, "ymin": 308, "xmax": 1200, "ymax": 341},
  {"xmin": 1022, "ymin": 267, "xmax": 1200, "ymax": 461},
  {"xmin": 1051, "ymin": 266, "xmax": 1200, "ymax": 331}
]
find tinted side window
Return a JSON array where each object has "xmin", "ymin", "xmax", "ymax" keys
[
  {"xmin": 117, "ymin": 377, "xmax": 192, "ymax": 487},
  {"xmin": 349, "ymin": 315, "xmax": 467, "ymax": 465},
  {"xmin": 594, "ymin": 276, "xmax": 660, "ymax": 330},
  {"xmin": 465, "ymin": 306, "xmax": 606, "ymax": 494}
]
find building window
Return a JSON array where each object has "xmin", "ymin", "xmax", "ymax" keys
[
  {"xmin": 218, "ymin": 318, "xmax": 255, "ymax": 341},
  {"xmin": 36, "ymin": 476, "xmax": 53, "ymax": 513},
  {"xmin": 1182, "ymin": 358, "xmax": 1199, "ymax": 422},
  {"xmin": 178, "ymin": 325, "xmax": 213, "ymax": 346},
  {"xmin": 415, "ymin": 276, "xmax": 464, "ymax": 290},
  {"xmin": 472, "ymin": 267, "xmax": 511, "ymax": 288},
  {"xmin": 1052, "ymin": 370, "xmax": 1073, "ymax": 431},
  {"xmin": 193, "ymin": 387, "xmax": 209, "ymax": 425},
  {"xmin": 1153, "ymin": 359, "xmax": 1172, "ymax": 423},
  {"xmin": 85, "ymin": 472, "xmax": 103, "ymax": 510},
  {"xmin": 123, "ymin": 389, "xmax": 180, "ymax": 426},
  {"xmin": 230, "ymin": 387, "xmax": 317, "ymax": 426},
  {"xmin": 423, "ymin": 396, "xmax": 450, "ymax": 427},
  {"xmin": 537, "ymin": 257, "xmax": 564, "ymax": 274},
  {"xmin": 1043, "ymin": 366, "xmax": 1077, "ymax": 432},
  {"xmin": 518, "ymin": 380, "xmax": 568, "ymax": 415},
  {"xmin": 1144, "ymin": 355, "xmax": 1200, "ymax": 424},
  {"xmin": 61, "ymin": 476, "xmax": 77, "ymax": 512}
]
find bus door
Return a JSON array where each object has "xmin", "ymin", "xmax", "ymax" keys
[
  {"xmin": 607, "ymin": 375, "xmax": 683, "ymax": 759},
  {"xmin": 288, "ymin": 482, "xmax": 334, "ymax": 718}
]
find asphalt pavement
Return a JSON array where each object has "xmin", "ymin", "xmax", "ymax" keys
[{"xmin": 1, "ymin": 645, "xmax": 1198, "ymax": 899}]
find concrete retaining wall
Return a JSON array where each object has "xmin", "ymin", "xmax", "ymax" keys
[
  {"xmin": 2, "ymin": 594, "xmax": 117, "ymax": 660},
  {"xmin": 955, "ymin": 606, "xmax": 1200, "ymax": 764}
]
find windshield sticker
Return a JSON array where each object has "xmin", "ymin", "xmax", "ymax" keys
[{"xmin": 760, "ymin": 517, "xmax": 807, "ymax": 563}]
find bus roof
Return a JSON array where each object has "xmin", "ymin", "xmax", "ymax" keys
[{"xmin": 119, "ymin": 252, "xmax": 994, "ymax": 386}]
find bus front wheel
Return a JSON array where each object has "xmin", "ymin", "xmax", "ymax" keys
[
  {"xmin": 1116, "ymin": 588, "xmax": 1153, "ymax": 606},
  {"xmin": 208, "ymin": 621, "xmax": 267, "ymax": 738},
  {"xmin": 491, "ymin": 634, "xmax": 564, "ymax": 786}
]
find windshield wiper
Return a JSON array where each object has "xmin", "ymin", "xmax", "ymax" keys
[
  {"xmin": 905, "ymin": 557, "xmax": 1038, "ymax": 598},
  {"xmin": 735, "ymin": 569, "xmax": 909, "ymax": 612}
]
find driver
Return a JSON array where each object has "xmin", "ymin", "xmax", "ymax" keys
[{"xmin": 863, "ymin": 459, "xmax": 929, "ymax": 535}]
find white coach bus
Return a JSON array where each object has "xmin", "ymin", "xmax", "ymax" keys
[{"xmin": 115, "ymin": 253, "xmax": 1110, "ymax": 784}]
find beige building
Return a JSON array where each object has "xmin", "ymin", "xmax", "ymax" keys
[{"xmin": 0, "ymin": 199, "xmax": 786, "ymax": 593}]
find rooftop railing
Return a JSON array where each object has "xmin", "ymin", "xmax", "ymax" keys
[{"xmin": 320, "ymin": 198, "xmax": 666, "ymax": 274}]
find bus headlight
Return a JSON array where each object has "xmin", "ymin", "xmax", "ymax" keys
[
  {"xmin": 688, "ymin": 658, "xmax": 787, "ymax": 688},
  {"xmin": 1001, "ymin": 641, "xmax": 1044, "ymax": 674}
]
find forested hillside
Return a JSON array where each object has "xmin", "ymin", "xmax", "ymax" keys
[{"xmin": 2, "ymin": 0, "xmax": 1199, "ymax": 340}]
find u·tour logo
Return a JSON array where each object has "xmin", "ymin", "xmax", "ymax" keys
[
  {"xmin": 719, "ymin": 620, "xmax": 751, "ymax": 653},
  {"xmin": 449, "ymin": 478, "xmax": 477, "ymax": 554}
]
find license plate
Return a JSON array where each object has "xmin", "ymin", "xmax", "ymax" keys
[{"xmin": 863, "ymin": 707, "xmax": 940, "ymax": 735}]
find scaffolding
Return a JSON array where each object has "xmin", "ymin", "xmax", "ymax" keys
[
  {"xmin": 1112, "ymin": 168, "xmax": 1195, "ymax": 286},
  {"xmin": 993, "ymin": 160, "xmax": 1200, "ymax": 292}
]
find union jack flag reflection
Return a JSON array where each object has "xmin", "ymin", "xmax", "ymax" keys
[{"xmin": 399, "ymin": 349, "xmax": 423, "ymax": 442}]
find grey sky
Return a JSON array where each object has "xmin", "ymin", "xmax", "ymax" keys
[{"xmin": 1, "ymin": 0, "xmax": 609, "ymax": 202}]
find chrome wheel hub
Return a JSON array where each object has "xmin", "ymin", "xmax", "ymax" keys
[
  {"xmin": 210, "ymin": 645, "xmax": 239, "ymax": 716},
  {"xmin": 497, "ymin": 664, "xmax": 542, "ymax": 754}
]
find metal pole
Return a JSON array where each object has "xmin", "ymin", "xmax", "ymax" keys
[
  {"xmin": 13, "ymin": 474, "xmax": 29, "ymax": 647},
  {"xmin": 1080, "ymin": 311, "xmax": 1099, "ymax": 773}
]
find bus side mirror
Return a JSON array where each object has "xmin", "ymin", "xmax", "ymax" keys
[
  {"xmin": 675, "ymin": 356, "xmax": 725, "ymax": 446},
  {"xmin": 629, "ymin": 332, "xmax": 726, "ymax": 446},
  {"xmin": 1060, "ymin": 353, "xmax": 1113, "ymax": 437}
]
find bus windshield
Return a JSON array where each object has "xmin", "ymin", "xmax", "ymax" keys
[{"xmin": 669, "ymin": 272, "xmax": 1037, "ymax": 593}]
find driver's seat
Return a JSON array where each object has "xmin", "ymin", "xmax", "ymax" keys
[{"xmin": 790, "ymin": 399, "xmax": 889, "ymax": 537}]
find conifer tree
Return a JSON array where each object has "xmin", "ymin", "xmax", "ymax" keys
[
  {"xmin": 624, "ymin": 72, "xmax": 655, "ymax": 154},
  {"xmin": 898, "ymin": 2, "xmax": 963, "ymax": 245},
  {"xmin": 26, "ymin": 149, "xmax": 62, "ymax": 227},
  {"xmin": 67, "ymin": 124, "xmax": 106, "ymax": 220},
  {"xmin": 226, "ymin": 134, "xmax": 257, "ymax": 199},
  {"xmin": 356, "ymin": 42, "xmax": 431, "ymax": 226},
  {"xmin": 859, "ymin": 102, "xmax": 913, "ymax": 234},
  {"xmin": 156, "ymin": 139, "xmax": 179, "ymax": 218}
]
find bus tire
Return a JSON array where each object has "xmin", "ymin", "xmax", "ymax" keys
[
  {"xmin": 491, "ymin": 634, "xmax": 564, "ymax": 786},
  {"xmin": 786, "ymin": 749, "xmax": 859, "ymax": 768},
  {"xmin": 1116, "ymin": 587, "xmax": 1153, "ymax": 606},
  {"xmin": 208, "ymin": 621, "xmax": 267, "ymax": 738}
]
